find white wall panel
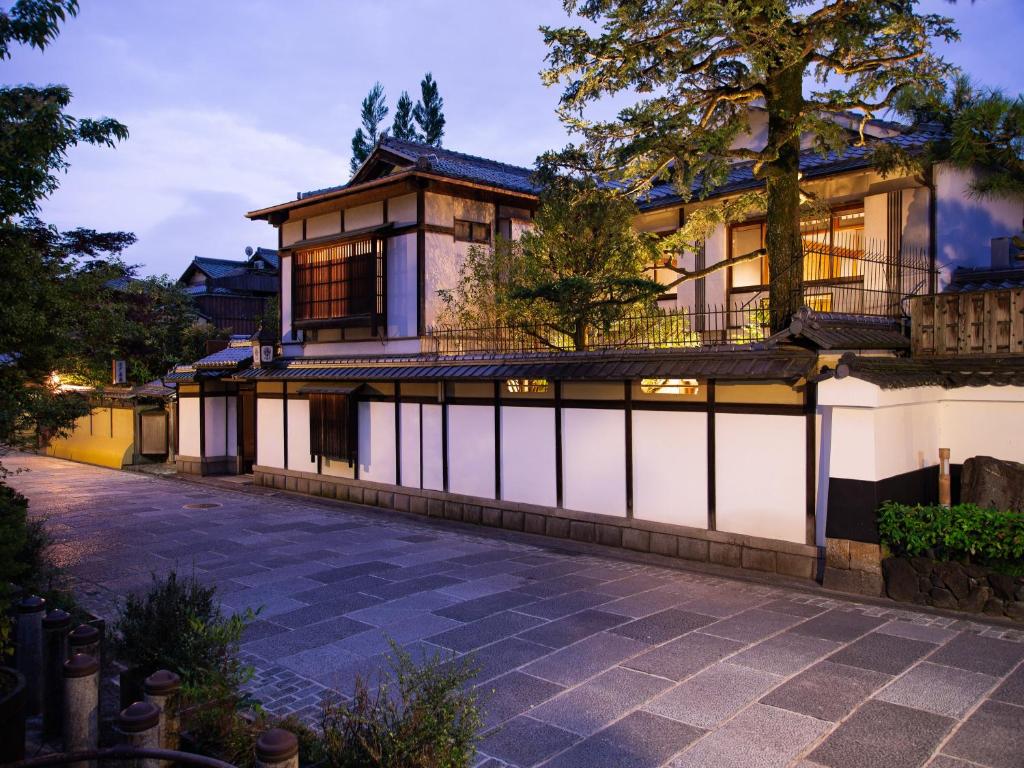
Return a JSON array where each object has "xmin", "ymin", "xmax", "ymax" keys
[
  {"xmin": 281, "ymin": 220, "xmax": 302, "ymax": 246},
  {"xmin": 399, "ymin": 403, "xmax": 422, "ymax": 488},
  {"xmin": 306, "ymin": 212, "xmax": 341, "ymax": 239},
  {"xmin": 448, "ymin": 405, "xmax": 495, "ymax": 499},
  {"xmin": 562, "ymin": 408, "xmax": 627, "ymax": 517},
  {"xmin": 227, "ymin": 397, "xmax": 238, "ymax": 457},
  {"xmin": 280, "ymin": 256, "xmax": 292, "ymax": 341},
  {"xmin": 203, "ymin": 396, "xmax": 228, "ymax": 457},
  {"xmin": 716, "ymin": 413, "xmax": 805, "ymax": 544},
  {"xmin": 388, "ymin": 193, "xmax": 417, "ymax": 225},
  {"xmin": 358, "ymin": 400, "xmax": 396, "ymax": 484},
  {"xmin": 501, "ymin": 406, "xmax": 557, "ymax": 507},
  {"xmin": 422, "ymin": 404, "xmax": 444, "ymax": 491},
  {"xmin": 632, "ymin": 410, "xmax": 707, "ymax": 527},
  {"xmin": 179, "ymin": 398, "xmax": 201, "ymax": 457},
  {"xmin": 286, "ymin": 399, "xmax": 317, "ymax": 473},
  {"xmin": 346, "ymin": 201, "xmax": 384, "ymax": 230},
  {"xmin": 874, "ymin": 401, "xmax": 939, "ymax": 477},
  {"xmin": 941, "ymin": 400, "xmax": 1024, "ymax": 465},
  {"xmin": 256, "ymin": 398, "xmax": 284, "ymax": 468},
  {"xmin": 386, "ymin": 233, "xmax": 417, "ymax": 337}
]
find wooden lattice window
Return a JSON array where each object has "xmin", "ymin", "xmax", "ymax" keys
[
  {"xmin": 454, "ymin": 219, "xmax": 491, "ymax": 244},
  {"xmin": 293, "ymin": 238, "xmax": 384, "ymax": 323},
  {"xmin": 309, "ymin": 392, "xmax": 353, "ymax": 461}
]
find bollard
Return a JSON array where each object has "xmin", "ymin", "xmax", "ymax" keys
[
  {"xmin": 63, "ymin": 653, "xmax": 99, "ymax": 768},
  {"xmin": 42, "ymin": 608, "xmax": 71, "ymax": 739},
  {"xmin": 117, "ymin": 700, "xmax": 161, "ymax": 768},
  {"xmin": 938, "ymin": 447, "xmax": 951, "ymax": 507},
  {"xmin": 16, "ymin": 594, "xmax": 45, "ymax": 715},
  {"xmin": 68, "ymin": 623, "xmax": 101, "ymax": 666},
  {"xmin": 143, "ymin": 669, "xmax": 181, "ymax": 765},
  {"xmin": 255, "ymin": 728, "xmax": 299, "ymax": 768}
]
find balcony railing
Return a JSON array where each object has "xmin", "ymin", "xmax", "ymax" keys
[{"xmin": 910, "ymin": 288, "xmax": 1024, "ymax": 357}]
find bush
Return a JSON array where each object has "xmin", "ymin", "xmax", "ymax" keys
[
  {"xmin": 878, "ymin": 500, "xmax": 1024, "ymax": 573},
  {"xmin": 318, "ymin": 643, "xmax": 481, "ymax": 768}
]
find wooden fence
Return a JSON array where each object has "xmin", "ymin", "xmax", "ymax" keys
[{"xmin": 910, "ymin": 289, "xmax": 1024, "ymax": 357}]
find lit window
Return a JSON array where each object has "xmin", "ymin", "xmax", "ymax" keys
[
  {"xmin": 454, "ymin": 219, "xmax": 491, "ymax": 244},
  {"xmin": 505, "ymin": 379, "xmax": 549, "ymax": 394},
  {"xmin": 640, "ymin": 378, "xmax": 700, "ymax": 395}
]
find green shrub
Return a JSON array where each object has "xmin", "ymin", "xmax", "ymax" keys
[
  {"xmin": 318, "ymin": 642, "xmax": 481, "ymax": 768},
  {"xmin": 878, "ymin": 500, "xmax": 1024, "ymax": 573}
]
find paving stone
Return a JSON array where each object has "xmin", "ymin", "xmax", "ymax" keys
[
  {"xmin": 531, "ymin": 666, "xmax": 673, "ymax": 736},
  {"xmin": 363, "ymin": 573, "xmax": 466, "ymax": 600},
  {"xmin": 944, "ymin": 700, "xmax": 1024, "ymax": 768},
  {"xmin": 991, "ymin": 662, "xmax": 1024, "ymax": 706},
  {"xmin": 876, "ymin": 661, "xmax": 998, "ymax": 718},
  {"xmin": 524, "ymin": 632, "xmax": 650, "ymax": 687},
  {"xmin": 701, "ymin": 608, "xmax": 803, "ymax": 644},
  {"xmin": 622, "ymin": 631, "xmax": 745, "ymax": 681},
  {"xmin": 464, "ymin": 637, "xmax": 552, "ymax": 685},
  {"xmin": 730, "ymin": 631, "xmax": 841, "ymax": 676},
  {"xmin": 609, "ymin": 609, "xmax": 718, "ymax": 644},
  {"xmin": 514, "ymin": 590, "xmax": 614, "ymax": 619},
  {"xmin": 243, "ymin": 615, "xmax": 373, "ymax": 660},
  {"xmin": 515, "ymin": 574, "xmax": 608, "ymax": 598},
  {"xmin": 600, "ymin": 587, "xmax": 690, "ymax": 618},
  {"xmin": 427, "ymin": 611, "xmax": 545, "ymax": 652},
  {"xmin": 241, "ymin": 619, "xmax": 290, "ymax": 643},
  {"xmin": 875, "ymin": 619, "xmax": 958, "ymax": 645},
  {"xmin": 543, "ymin": 711, "xmax": 703, "ymax": 768},
  {"xmin": 809, "ymin": 700, "xmax": 955, "ymax": 768},
  {"xmin": 267, "ymin": 594, "xmax": 381, "ymax": 629},
  {"xmin": 927, "ymin": 632, "xmax": 1024, "ymax": 676},
  {"xmin": 644, "ymin": 662, "xmax": 781, "ymax": 729},
  {"xmin": 478, "ymin": 716, "xmax": 579, "ymax": 767},
  {"xmin": 476, "ymin": 672, "xmax": 565, "ymax": 729},
  {"xmin": 762, "ymin": 660, "xmax": 891, "ymax": 722},
  {"xmin": 306, "ymin": 561, "xmax": 400, "ymax": 582},
  {"xmin": 519, "ymin": 609, "xmax": 627, "ymax": 649},
  {"xmin": 829, "ymin": 631, "xmax": 936, "ymax": 675},
  {"xmin": 788, "ymin": 609, "xmax": 888, "ymax": 643},
  {"xmin": 593, "ymin": 573, "xmax": 670, "ymax": 597},
  {"xmin": 925, "ymin": 757, "xmax": 976, "ymax": 768},
  {"xmin": 670, "ymin": 703, "xmax": 829, "ymax": 768},
  {"xmin": 757, "ymin": 598, "xmax": 828, "ymax": 618},
  {"xmin": 679, "ymin": 591, "xmax": 766, "ymax": 618}
]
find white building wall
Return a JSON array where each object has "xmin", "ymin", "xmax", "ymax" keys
[
  {"xmin": 280, "ymin": 255, "xmax": 293, "ymax": 342},
  {"xmin": 306, "ymin": 211, "xmax": 342, "ymax": 240},
  {"xmin": 399, "ymin": 402, "xmax": 422, "ymax": 488},
  {"xmin": 256, "ymin": 398, "xmax": 284, "ymax": 468},
  {"xmin": 358, "ymin": 400, "xmax": 396, "ymax": 484},
  {"xmin": 500, "ymin": 406, "xmax": 557, "ymax": 507},
  {"xmin": 387, "ymin": 233, "xmax": 417, "ymax": 337},
  {"xmin": 632, "ymin": 410, "xmax": 708, "ymax": 527},
  {"xmin": 561, "ymin": 408, "xmax": 627, "ymax": 517},
  {"xmin": 388, "ymin": 193, "xmax": 417, "ymax": 226},
  {"xmin": 203, "ymin": 396, "xmax": 230, "ymax": 457},
  {"xmin": 286, "ymin": 398, "xmax": 317, "ymax": 473},
  {"xmin": 421, "ymin": 404, "xmax": 444, "ymax": 491},
  {"xmin": 346, "ymin": 201, "xmax": 385, "ymax": 230},
  {"xmin": 448, "ymin": 405, "xmax": 495, "ymax": 499},
  {"xmin": 179, "ymin": 398, "xmax": 201, "ymax": 457}
]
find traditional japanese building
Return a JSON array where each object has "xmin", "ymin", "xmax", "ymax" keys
[{"xmin": 178, "ymin": 247, "xmax": 280, "ymax": 335}]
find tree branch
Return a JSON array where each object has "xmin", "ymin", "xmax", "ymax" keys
[{"xmin": 660, "ymin": 247, "xmax": 766, "ymax": 289}]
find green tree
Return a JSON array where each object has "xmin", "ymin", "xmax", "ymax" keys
[
  {"xmin": 350, "ymin": 81, "xmax": 388, "ymax": 173},
  {"xmin": 392, "ymin": 90, "xmax": 418, "ymax": 141},
  {"xmin": 541, "ymin": 0, "xmax": 957, "ymax": 329},
  {"xmin": 413, "ymin": 72, "xmax": 445, "ymax": 147}
]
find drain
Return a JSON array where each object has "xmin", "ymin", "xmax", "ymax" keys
[{"xmin": 182, "ymin": 502, "xmax": 222, "ymax": 509}]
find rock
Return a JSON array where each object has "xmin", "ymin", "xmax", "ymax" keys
[
  {"xmin": 958, "ymin": 586, "xmax": 989, "ymax": 613},
  {"xmin": 1006, "ymin": 602, "xmax": 1024, "ymax": 622},
  {"xmin": 930, "ymin": 587, "xmax": 958, "ymax": 609},
  {"xmin": 910, "ymin": 557, "xmax": 934, "ymax": 575},
  {"xmin": 983, "ymin": 597, "xmax": 1006, "ymax": 616},
  {"xmin": 965, "ymin": 564, "xmax": 989, "ymax": 580},
  {"xmin": 930, "ymin": 572, "xmax": 944, "ymax": 588},
  {"xmin": 1016, "ymin": 584, "xmax": 1024, "ymax": 601},
  {"xmin": 989, "ymin": 572, "xmax": 1017, "ymax": 601},
  {"xmin": 961, "ymin": 455, "xmax": 1024, "ymax": 513},
  {"xmin": 936, "ymin": 561, "xmax": 971, "ymax": 600},
  {"xmin": 919, "ymin": 577, "xmax": 931, "ymax": 592},
  {"xmin": 883, "ymin": 557, "xmax": 919, "ymax": 603}
]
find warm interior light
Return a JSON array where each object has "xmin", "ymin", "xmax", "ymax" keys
[
  {"xmin": 640, "ymin": 378, "xmax": 699, "ymax": 395},
  {"xmin": 505, "ymin": 378, "xmax": 549, "ymax": 394}
]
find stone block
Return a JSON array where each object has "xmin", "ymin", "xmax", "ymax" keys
[
  {"xmin": 349, "ymin": 486, "xmax": 363, "ymax": 504},
  {"xmin": 482, "ymin": 507, "xmax": 502, "ymax": 527},
  {"xmin": 569, "ymin": 520, "xmax": 595, "ymax": 543},
  {"xmin": 709, "ymin": 542, "xmax": 741, "ymax": 568},
  {"xmin": 622, "ymin": 528, "xmax": 651, "ymax": 552},
  {"xmin": 285, "ymin": 476, "xmax": 298, "ymax": 492},
  {"xmin": 742, "ymin": 547, "xmax": 777, "ymax": 573},
  {"xmin": 426, "ymin": 498, "xmax": 444, "ymax": 518},
  {"xmin": 650, "ymin": 533, "xmax": 678, "ymax": 558},
  {"xmin": 935, "ymin": 561, "xmax": 970, "ymax": 600},
  {"xmin": 502, "ymin": 509, "xmax": 524, "ymax": 531},
  {"xmin": 462, "ymin": 504, "xmax": 482, "ymax": 525},
  {"xmin": 392, "ymin": 493, "xmax": 409, "ymax": 512},
  {"xmin": 882, "ymin": 557, "xmax": 918, "ymax": 602},
  {"xmin": 525, "ymin": 513, "xmax": 546, "ymax": 536},
  {"xmin": 596, "ymin": 524, "xmax": 622, "ymax": 547},
  {"xmin": 377, "ymin": 491, "xmax": 393, "ymax": 509},
  {"xmin": 961, "ymin": 454, "xmax": 1024, "ymax": 513},
  {"xmin": 443, "ymin": 501, "xmax": 463, "ymax": 521},
  {"xmin": 363, "ymin": 488, "xmax": 378, "ymax": 507},
  {"xmin": 777, "ymin": 552, "xmax": 815, "ymax": 580},
  {"xmin": 677, "ymin": 537, "xmax": 709, "ymax": 563},
  {"xmin": 296, "ymin": 478, "xmax": 309, "ymax": 494},
  {"xmin": 409, "ymin": 495, "xmax": 427, "ymax": 515},
  {"xmin": 1006, "ymin": 601, "xmax": 1024, "ymax": 621},
  {"xmin": 546, "ymin": 517, "xmax": 571, "ymax": 539},
  {"xmin": 849, "ymin": 541, "xmax": 882, "ymax": 575},
  {"xmin": 824, "ymin": 566, "xmax": 884, "ymax": 597},
  {"xmin": 929, "ymin": 586, "xmax": 957, "ymax": 609},
  {"xmin": 826, "ymin": 537, "xmax": 851, "ymax": 570}
]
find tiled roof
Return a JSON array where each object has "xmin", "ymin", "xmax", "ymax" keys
[
  {"xmin": 839, "ymin": 354, "xmax": 1024, "ymax": 389},
  {"xmin": 190, "ymin": 256, "xmax": 249, "ymax": 280},
  {"xmin": 252, "ymin": 247, "xmax": 280, "ymax": 270},
  {"xmin": 193, "ymin": 343, "xmax": 255, "ymax": 370},
  {"xmin": 183, "ymin": 284, "xmax": 236, "ymax": 296},
  {"xmin": 946, "ymin": 266, "xmax": 1024, "ymax": 293},
  {"xmin": 770, "ymin": 309, "xmax": 910, "ymax": 351}
]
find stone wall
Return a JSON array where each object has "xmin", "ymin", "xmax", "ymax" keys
[
  {"xmin": 882, "ymin": 556, "xmax": 1024, "ymax": 621},
  {"xmin": 822, "ymin": 537, "xmax": 884, "ymax": 597}
]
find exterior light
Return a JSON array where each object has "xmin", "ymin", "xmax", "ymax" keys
[
  {"xmin": 505, "ymin": 379, "xmax": 550, "ymax": 394},
  {"xmin": 640, "ymin": 378, "xmax": 699, "ymax": 395}
]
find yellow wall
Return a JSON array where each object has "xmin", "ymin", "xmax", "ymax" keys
[{"xmin": 46, "ymin": 406, "xmax": 135, "ymax": 469}]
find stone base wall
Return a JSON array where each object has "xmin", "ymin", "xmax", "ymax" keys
[
  {"xmin": 822, "ymin": 537, "xmax": 884, "ymax": 597},
  {"xmin": 176, "ymin": 455, "xmax": 237, "ymax": 477},
  {"xmin": 253, "ymin": 465, "xmax": 819, "ymax": 581},
  {"xmin": 882, "ymin": 556, "xmax": 1024, "ymax": 621}
]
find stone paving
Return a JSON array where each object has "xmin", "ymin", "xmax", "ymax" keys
[{"xmin": 6, "ymin": 453, "xmax": 1024, "ymax": 768}]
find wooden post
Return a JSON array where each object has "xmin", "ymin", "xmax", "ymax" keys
[
  {"xmin": 117, "ymin": 701, "xmax": 161, "ymax": 768},
  {"xmin": 16, "ymin": 595, "xmax": 45, "ymax": 716},
  {"xmin": 256, "ymin": 728, "xmax": 299, "ymax": 768},
  {"xmin": 939, "ymin": 448, "xmax": 951, "ymax": 508},
  {"xmin": 63, "ymin": 654, "xmax": 100, "ymax": 768}
]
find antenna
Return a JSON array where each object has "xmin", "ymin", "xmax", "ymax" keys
[{"xmin": 245, "ymin": 246, "xmax": 254, "ymax": 257}]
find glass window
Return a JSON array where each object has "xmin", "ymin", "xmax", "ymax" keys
[
  {"xmin": 640, "ymin": 378, "xmax": 700, "ymax": 395},
  {"xmin": 455, "ymin": 219, "xmax": 491, "ymax": 244}
]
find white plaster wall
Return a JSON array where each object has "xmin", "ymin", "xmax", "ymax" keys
[
  {"xmin": 702, "ymin": 223, "xmax": 728, "ymax": 307},
  {"xmin": 280, "ymin": 255, "xmax": 293, "ymax": 341},
  {"xmin": 715, "ymin": 413, "xmax": 806, "ymax": 544},
  {"xmin": 874, "ymin": 401, "xmax": 940, "ymax": 477},
  {"xmin": 500, "ymin": 406, "xmax": 557, "ymax": 507},
  {"xmin": 387, "ymin": 233, "xmax": 417, "ymax": 337},
  {"xmin": 227, "ymin": 397, "xmax": 238, "ymax": 457},
  {"xmin": 256, "ymin": 398, "xmax": 284, "ymax": 468},
  {"xmin": 448, "ymin": 405, "xmax": 495, "ymax": 499},
  {"xmin": 203, "ymin": 397, "xmax": 227, "ymax": 457},
  {"xmin": 561, "ymin": 408, "xmax": 627, "ymax": 517},
  {"xmin": 424, "ymin": 232, "xmax": 458, "ymax": 327},
  {"xmin": 346, "ymin": 201, "xmax": 384, "ymax": 230},
  {"xmin": 282, "ymin": 220, "xmax": 303, "ymax": 246},
  {"xmin": 388, "ymin": 193, "xmax": 417, "ymax": 226},
  {"xmin": 422, "ymin": 404, "xmax": 444, "ymax": 491},
  {"xmin": 399, "ymin": 402, "xmax": 422, "ymax": 488},
  {"xmin": 301, "ymin": 339, "xmax": 423, "ymax": 357},
  {"xmin": 286, "ymin": 399, "xmax": 317, "ymax": 473},
  {"xmin": 358, "ymin": 400, "xmax": 396, "ymax": 484},
  {"xmin": 306, "ymin": 212, "xmax": 342, "ymax": 240},
  {"xmin": 941, "ymin": 399, "xmax": 1024, "ymax": 465},
  {"xmin": 425, "ymin": 192, "xmax": 453, "ymax": 227},
  {"xmin": 179, "ymin": 398, "xmax": 201, "ymax": 457},
  {"xmin": 632, "ymin": 410, "xmax": 708, "ymax": 527}
]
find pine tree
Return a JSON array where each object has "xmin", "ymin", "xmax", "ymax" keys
[
  {"xmin": 350, "ymin": 82, "xmax": 388, "ymax": 173},
  {"xmin": 413, "ymin": 73, "xmax": 445, "ymax": 147},
  {"xmin": 392, "ymin": 91, "xmax": 418, "ymax": 141},
  {"xmin": 541, "ymin": 1, "xmax": 957, "ymax": 329}
]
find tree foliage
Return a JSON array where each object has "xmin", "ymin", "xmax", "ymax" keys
[
  {"xmin": 350, "ymin": 81, "xmax": 389, "ymax": 173},
  {"xmin": 413, "ymin": 72, "xmax": 445, "ymax": 147},
  {"xmin": 392, "ymin": 90, "xmax": 418, "ymax": 141},
  {"xmin": 541, "ymin": 0, "xmax": 957, "ymax": 326}
]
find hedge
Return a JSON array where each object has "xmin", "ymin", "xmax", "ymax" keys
[{"xmin": 878, "ymin": 501, "xmax": 1024, "ymax": 571}]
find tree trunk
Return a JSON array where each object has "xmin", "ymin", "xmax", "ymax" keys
[
  {"xmin": 573, "ymin": 318, "xmax": 588, "ymax": 351},
  {"xmin": 762, "ymin": 63, "xmax": 805, "ymax": 333}
]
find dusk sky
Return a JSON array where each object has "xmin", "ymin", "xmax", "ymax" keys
[{"xmin": 5, "ymin": 0, "xmax": 1024, "ymax": 277}]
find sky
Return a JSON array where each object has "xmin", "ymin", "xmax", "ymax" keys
[{"xmin": 4, "ymin": 0, "xmax": 1024, "ymax": 277}]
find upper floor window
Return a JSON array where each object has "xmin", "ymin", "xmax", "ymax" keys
[
  {"xmin": 292, "ymin": 237, "xmax": 384, "ymax": 325},
  {"xmin": 454, "ymin": 219, "xmax": 491, "ymax": 244}
]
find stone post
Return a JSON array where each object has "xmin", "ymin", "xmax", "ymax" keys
[
  {"xmin": 16, "ymin": 594, "xmax": 45, "ymax": 715},
  {"xmin": 143, "ymin": 669, "xmax": 181, "ymax": 765},
  {"xmin": 939, "ymin": 447, "xmax": 951, "ymax": 507},
  {"xmin": 255, "ymin": 728, "xmax": 299, "ymax": 768},
  {"xmin": 42, "ymin": 608, "xmax": 71, "ymax": 738},
  {"xmin": 68, "ymin": 624, "xmax": 101, "ymax": 669},
  {"xmin": 116, "ymin": 700, "xmax": 161, "ymax": 768},
  {"xmin": 63, "ymin": 653, "xmax": 99, "ymax": 768}
]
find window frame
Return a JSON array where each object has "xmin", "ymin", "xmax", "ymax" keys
[
  {"xmin": 454, "ymin": 218, "xmax": 492, "ymax": 245},
  {"xmin": 291, "ymin": 235, "xmax": 386, "ymax": 330}
]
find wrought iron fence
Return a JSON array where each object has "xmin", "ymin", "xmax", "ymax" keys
[{"xmin": 425, "ymin": 241, "xmax": 936, "ymax": 355}]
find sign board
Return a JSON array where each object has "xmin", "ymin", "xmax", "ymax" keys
[
  {"xmin": 112, "ymin": 360, "xmax": 127, "ymax": 385},
  {"xmin": 252, "ymin": 344, "xmax": 275, "ymax": 367}
]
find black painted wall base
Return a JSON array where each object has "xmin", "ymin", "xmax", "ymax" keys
[{"xmin": 827, "ymin": 464, "xmax": 962, "ymax": 543}]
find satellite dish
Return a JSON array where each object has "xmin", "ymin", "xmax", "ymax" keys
[{"xmin": 244, "ymin": 246, "xmax": 254, "ymax": 256}]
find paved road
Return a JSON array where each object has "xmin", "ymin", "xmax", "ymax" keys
[{"xmin": 6, "ymin": 453, "xmax": 1024, "ymax": 768}]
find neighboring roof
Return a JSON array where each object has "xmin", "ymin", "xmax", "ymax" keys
[
  {"xmin": 187, "ymin": 256, "xmax": 248, "ymax": 280},
  {"xmin": 168, "ymin": 338, "xmax": 256, "ymax": 382},
  {"xmin": 946, "ymin": 266, "xmax": 1024, "ymax": 293},
  {"xmin": 133, "ymin": 379, "xmax": 175, "ymax": 398},
  {"xmin": 234, "ymin": 346, "xmax": 816, "ymax": 384},
  {"xmin": 251, "ymin": 247, "xmax": 280, "ymax": 270},
  {"xmin": 183, "ymin": 284, "xmax": 236, "ymax": 296},
  {"xmin": 838, "ymin": 354, "xmax": 1024, "ymax": 389},
  {"xmin": 769, "ymin": 309, "xmax": 910, "ymax": 351}
]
